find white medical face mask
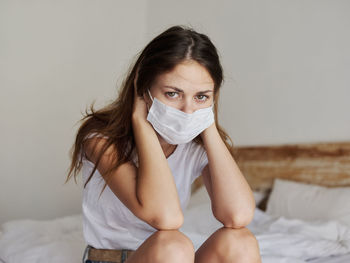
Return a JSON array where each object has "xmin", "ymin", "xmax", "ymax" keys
[{"xmin": 146, "ymin": 89, "xmax": 215, "ymax": 145}]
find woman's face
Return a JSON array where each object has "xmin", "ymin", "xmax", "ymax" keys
[{"xmin": 146, "ymin": 59, "xmax": 214, "ymax": 113}]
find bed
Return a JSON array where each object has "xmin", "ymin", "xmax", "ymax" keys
[{"xmin": 1, "ymin": 140, "xmax": 350, "ymax": 263}]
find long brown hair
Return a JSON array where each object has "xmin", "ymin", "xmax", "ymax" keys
[{"xmin": 65, "ymin": 25, "xmax": 235, "ymax": 197}]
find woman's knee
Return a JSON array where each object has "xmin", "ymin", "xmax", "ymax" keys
[
  {"xmin": 216, "ymin": 227, "xmax": 261, "ymax": 262},
  {"xmin": 152, "ymin": 230, "xmax": 195, "ymax": 262}
]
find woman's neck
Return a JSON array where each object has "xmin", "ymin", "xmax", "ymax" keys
[{"xmin": 157, "ymin": 134, "xmax": 177, "ymax": 158}]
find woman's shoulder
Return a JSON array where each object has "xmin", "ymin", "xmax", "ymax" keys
[{"xmin": 81, "ymin": 132, "xmax": 111, "ymax": 162}]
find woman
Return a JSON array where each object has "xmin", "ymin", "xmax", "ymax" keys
[{"xmin": 66, "ymin": 25, "xmax": 261, "ymax": 263}]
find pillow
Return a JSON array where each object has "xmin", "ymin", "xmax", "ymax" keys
[
  {"xmin": 266, "ymin": 178, "xmax": 350, "ymax": 227},
  {"xmin": 253, "ymin": 190, "xmax": 268, "ymax": 206},
  {"xmin": 187, "ymin": 185, "xmax": 268, "ymax": 209}
]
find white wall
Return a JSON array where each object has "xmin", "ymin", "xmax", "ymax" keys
[
  {"xmin": 0, "ymin": 0, "xmax": 148, "ymax": 225},
  {"xmin": 147, "ymin": 0, "xmax": 350, "ymax": 146},
  {"xmin": 1, "ymin": 0, "xmax": 350, "ymax": 224}
]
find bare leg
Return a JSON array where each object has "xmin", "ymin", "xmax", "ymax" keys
[
  {"xmin": 125, "ymin": 229, "xmax": 195, "ymax": 263},
  {"xmin": 195, "ymin": 226, "xmax": 261, "ymax": 263}
]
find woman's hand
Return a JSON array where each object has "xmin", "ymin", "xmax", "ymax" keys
[{"xmin": 132, "ymin": 70, "xmax": 149, "ymax": 122}]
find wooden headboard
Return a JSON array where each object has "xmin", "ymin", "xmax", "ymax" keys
[{"xmin": 192, "ymin": 141, "xmax": 350, "ymax": 195}]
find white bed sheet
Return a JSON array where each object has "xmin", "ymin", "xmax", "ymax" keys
[
  {"xmin": 181, "ymin": 202, "xmax": 350, "ymax": 263},
  {"xmin": 307, "ymin": 253, "xmax": 350, "ymax": 263},
  {"xmin": 0, "ymin": 202, "xmax": 349, "ymax": 262}
]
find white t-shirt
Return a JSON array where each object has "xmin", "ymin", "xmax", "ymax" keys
[{"xmin": 81, "ymin": 134, "xmax": 208, "ymax": 250}]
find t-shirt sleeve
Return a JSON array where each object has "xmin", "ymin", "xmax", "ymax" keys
[{"xmin": 190, "ymin": 144, "xmax": 209, "ymax": 184}]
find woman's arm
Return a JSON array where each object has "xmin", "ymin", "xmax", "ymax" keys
[
  {"xmin": 132, "ymin": 82, "xmax": 183, "ymax": 229},
  {"xmin": 132, "ymin": 116, "xmax": 184, "ymax": 228},
  {"xmin": 200, "ymin": 123, "xmax": 255, "ymax": 228}
]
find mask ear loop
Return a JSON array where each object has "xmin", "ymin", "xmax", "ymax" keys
[
  {"xmin": 146, "ymin": 89, "xmax": 154, "ymax": 111},
  {"xmin": 147, "ymin": 89, "xmax": 154, "ymax": 102}
]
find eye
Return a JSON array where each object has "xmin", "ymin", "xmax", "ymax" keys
[
  {"xmin": 165, "ymin": 92, "xmax": 179, "ymax": 98},
  {"xmin": 195, "ymin": 95, "xmax": 209, "ymax": 102}
]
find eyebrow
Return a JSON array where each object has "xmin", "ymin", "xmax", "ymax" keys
[{"xmin": 163, "ymin": 85, "xmax": 214, "ymax": 94}]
